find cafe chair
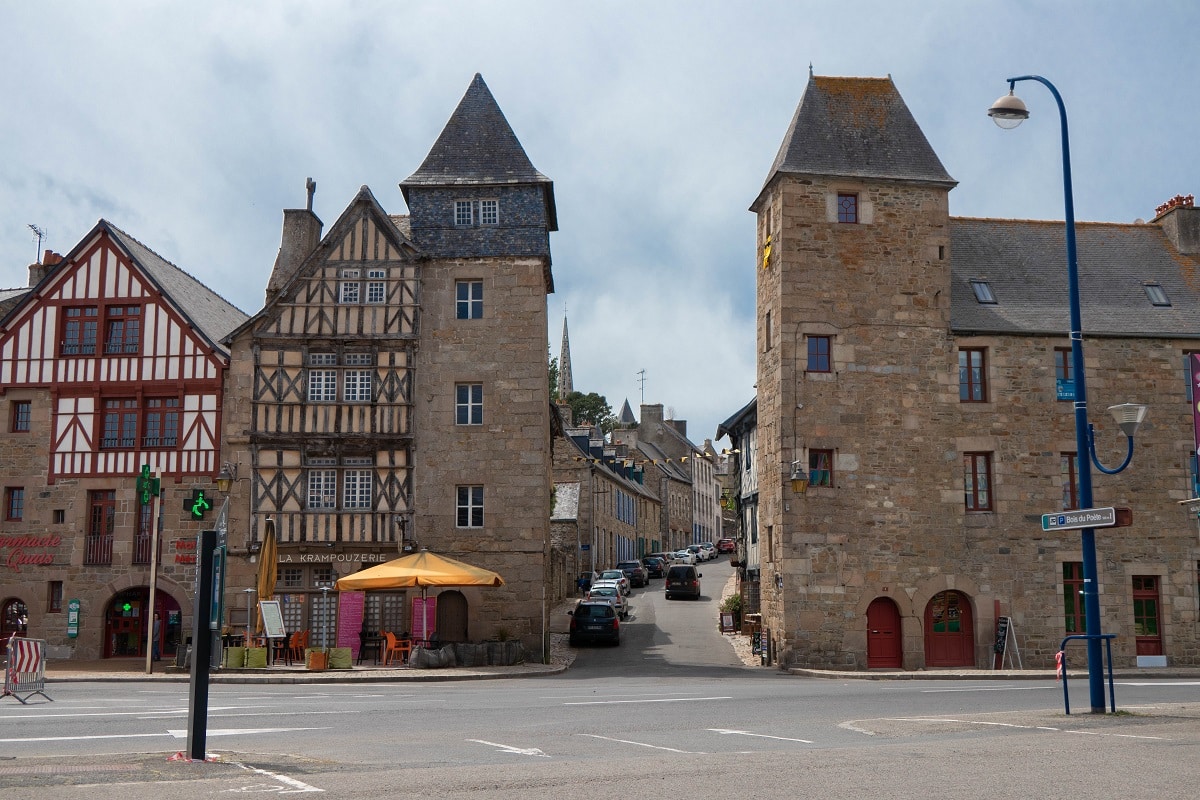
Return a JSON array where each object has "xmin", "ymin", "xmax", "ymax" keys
[{"xmin": 383, "ymin": 632, "xmax": 411, "ymax": 666}]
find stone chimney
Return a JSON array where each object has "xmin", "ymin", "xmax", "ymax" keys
[
  {"xmin": 28, "ymin": 250, "xmax": 64, "ymax": 286},
  {"xmin": 1153, "ymin": 194, "xmax": 1198, "ymax": 255},
  {"xmin": 266, "ymin": 178, "xmax": 323, "ymax": 304},
  {"xmin": 640, "ymin": 403, "xmax": 664, "ymax": 427}
]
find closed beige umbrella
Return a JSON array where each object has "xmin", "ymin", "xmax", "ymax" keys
[{"xmin": 255, "ymin": 517, "xmax": 278, "ymax": 634}]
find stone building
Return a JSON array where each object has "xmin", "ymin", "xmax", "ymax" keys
[
  {"xmin": 219, "ymin": 74, "xmax": 557, "ymax": 656},
  {"xmin": 0, "ymin": 224, "xmax": 247, "ymax": 660},
  {"xmin": 749, "ymin": 73, "xmax": 1200, "ymax": 670}
]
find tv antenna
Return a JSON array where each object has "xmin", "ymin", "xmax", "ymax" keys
[
  {"xmin": 636, "ymin": 368, "xmax": 646, "ymax": 403},
  {"xmin": 28, "ymin": 224, "xmax": 46, "ymax": 262}
]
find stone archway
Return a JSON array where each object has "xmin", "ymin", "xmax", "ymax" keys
[
  {"xmin": 435, "ymin": 591, "xmax": 468, "ymax": 643},
  {"xmin": 923, "ymin": 590, "xmax": 975, "ymax": 667},
  {"xmin": 102, "ymin": 587, "xmax": 182, "ymax": 659}
]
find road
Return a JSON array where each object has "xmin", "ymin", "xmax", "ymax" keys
[{"xmin": 2, "ymin": 557, "xmax": 1198, "ymax": 798}]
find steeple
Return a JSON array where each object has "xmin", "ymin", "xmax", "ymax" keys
[{"xmin": 557, "ymin": 316, "xmax": 573, "ymax": 400}]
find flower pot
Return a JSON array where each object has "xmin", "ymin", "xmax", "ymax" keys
[
  {"xmin": 222, "ymin": 646, "xmax": 246, "ymax": 668},
  {"xmin": 244, "ymin": 647, "xmax": 268, "ymax": 668},
  {"xmin": 329, "ymin": 647, "xmax": 353, "ymax": 670},
  {"xmin": 305, "ymin": 648, "xmax": 329, "ymax": 671}
]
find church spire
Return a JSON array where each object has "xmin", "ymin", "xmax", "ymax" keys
[{"xmin": 557, "ymin": 316, "xmax": 573, "ymax": 401}]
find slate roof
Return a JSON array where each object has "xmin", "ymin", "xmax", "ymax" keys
[
  {"xmin": 753, "ymin": 75, "xmax": 955, "ymax": 210},
  {"xmin": 716, "ymin": 397, "xmax": 757, "ymax": 441},
  {"xmin": 100, "ymin": 223, "xmax": 249, "ymax": 354},
  {"xmin": 617, "ymin": 399, "xmax": 636, "ymax": 425},
  {"xmin": 636, "ymin": 440, "xmax": 691, "ymax": 484},
  {"xmin": 951, "ymin": 218, "xmax": 1200, "ymax": 338},
  {"xmin": 402, "ymin": 74, "xmax": 552, "ymax": 190}
]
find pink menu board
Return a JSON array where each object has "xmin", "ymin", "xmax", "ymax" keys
[
  {"xmin": 336, "ymin": 591, "xmax": 365, "ymax": 659},
  {"xmin": 412, "ymin": 596, "xmax": 437, "ymax": 643}
]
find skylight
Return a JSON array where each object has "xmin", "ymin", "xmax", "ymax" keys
[
  {"xmin": 1143, "ymin": 283, "xmax": 1171, "ymax": 307},
  {"xmin": 970, "ymin": 279, "xmax": 996, "ymax": 304}
]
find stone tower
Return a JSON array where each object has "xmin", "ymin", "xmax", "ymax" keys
[{"xmin": 750, "ymin": 75, "xmax": 956, "ymax": 667}]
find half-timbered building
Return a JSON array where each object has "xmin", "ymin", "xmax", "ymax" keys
[
  {"xmin": 221, "ymin": 74, "xmax": 557, "ymax": 657},
  {"xmin": 0, "ymin": 222, "xmax": 247, "ymax": 660}
]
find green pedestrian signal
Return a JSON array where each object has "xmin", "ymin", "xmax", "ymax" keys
[{"xmin": 184, "ymin": 488, "xmax": 212, "ymax": 520}]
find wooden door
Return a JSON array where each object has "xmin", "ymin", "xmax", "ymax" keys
[
  {"xmin": 1132, "ymin": 576, "xmax": 1163, "ymax": 656},
  {"xmin": 866, "ymin": 597, "xmax": 902, "ymax": 668},
  {"xmin": 924, "ymin": 590, "xmax": 975, "ymax": 667},
  {"xmin": 436, "ymin": 591, "xmax": 468, "ymax": 643}
]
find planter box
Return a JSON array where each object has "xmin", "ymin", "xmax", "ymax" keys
[
  {"xmin": 305, "ymin": 648, "xmax": 329, "ymax": 671},
  {"xmin": 222, "ymin": 646, "xmax": 246, "ymax": 669},
  {"xmin": 244, "ymin": 647, "xmax": 268, "ymax": 668},
  {"xmin": 329, "ymin": 647, "xmax": 353, "ymax": 670}
]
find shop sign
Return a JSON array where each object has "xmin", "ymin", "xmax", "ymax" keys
[
  {"xmin": 277, "ymin": 552, "xmax": 391, "ymax": 564},
  {"xmin": 174, "ymin": 537, "xmax": 197, "ymax": 564},
  {"xmin": 67, "ymin": 598, "xmax": 81, "ymax": 638},
  {"xmin": 0, "ymin": 533, "xmax": 63, "ymax": 572}
]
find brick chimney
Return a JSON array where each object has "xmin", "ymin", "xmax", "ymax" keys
[
  {"xmin": 1153, "ymin": 194, "xmax": 1198, "ymax": 255},
  {"xmin": 28, "ymin": 250, "xmax": 64, "ymax": 286}
]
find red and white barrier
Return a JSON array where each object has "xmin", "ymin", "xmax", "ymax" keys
[{"xmin": 2, "ymin": 635, "xmax": 52, "ymax": 704}]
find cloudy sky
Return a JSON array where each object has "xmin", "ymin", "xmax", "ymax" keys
[{"xmin": 2, "ymin": 2, "xmax": 1196, "ymax": 445}]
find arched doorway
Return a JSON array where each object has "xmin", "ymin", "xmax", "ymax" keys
[
  {"xmin": 436, "ymin": 591, "xmax": 468, "ymax": 643},
  {"xmin": 924, "ymin": 590, "xmax": 974, "ymax": 667},
  {"xmin": 866, "ymin": 597, "xmax": 902, "ymax": 668},
  {"xmin": 103, "ymin": 588, "xmax": 182, "ymax": 659}
]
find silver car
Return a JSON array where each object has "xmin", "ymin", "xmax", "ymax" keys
[{"xmin": 585, "ymin": 584, "xmax": 628, "ymax": 618}]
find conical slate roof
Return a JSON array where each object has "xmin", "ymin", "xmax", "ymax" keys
[
  {"xmin": 752, "ymin": 75, "xmax": 955, "ymax": 210},
  {"xmin": 401, "ymin": 73, "xmax": 551, "ymax": 189}
]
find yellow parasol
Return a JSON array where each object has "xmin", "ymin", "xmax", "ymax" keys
[
  {"xmin": 334, "ymin": 549, "xmax": 504, "ymax": 592},
  {"xmin": 255, "ymin": 517, "xmax": 278, "ymax": 634}
]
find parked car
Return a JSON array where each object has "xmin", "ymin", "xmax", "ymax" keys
[
  {"xmin": 672, "ymin": 549, "xmax": 697, "ymax": 565},
  {"xmin": 598, "ymin": 569, "xmax": 632, "ymax": 595},
  {"xmin": 665, "ymin": 564, "xmax": 702, "ymax": 600},
  {"xmin": 716, "ymin": 538, "xmax": 736, "ymax": 554},
  {"xmin": 584, "ymin": 584, "xmax": 628, "ymax": 618},
  {"xmin": 616, "ymin": 560, "xmax": 649, "ymax": 588},
  {"xmin": 568, "ymin": 601, "xmax": 620, "ymax": 646},
  {"xmin": 641, "ymin": 556, "xmax": 666, "ymax": 578},
  {"xmin": 577, "ymin": 571, "xmax": 602, "ymax": 593},
  {"xmin": 590, "ymin": 580, "xmax": 628, "ymax": 602},
  {"xmin": 687, "ymin": 544, "xmax": 707, "ymax": 562},
  {"xmin": 699, "ymin": 542, "xmax": 716, "ymax": 560}
]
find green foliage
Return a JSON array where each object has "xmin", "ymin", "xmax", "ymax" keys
[
  {"xmin": 719, "ymin": 594, "xmax": 742, "ymax": 615},
  {"xmin": 565, "ymin": 391, "xmax": 616, "ymax": 432},
  {"xmin": 548, "ymin": 353, "xmax": 560, "ymax": 402}
]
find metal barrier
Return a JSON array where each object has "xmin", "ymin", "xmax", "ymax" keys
[
  {"xmin": 2, "ymin": 635, "xmax": 52, "ymax": 704},
  {"xmin": 1058, "ymin": 633, "xmax": 1115, "ymax": 715}
]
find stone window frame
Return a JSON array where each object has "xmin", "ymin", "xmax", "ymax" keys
[
  {"xmin": 962, "ymin": 451, "xmax": 993, "ymax": 512},
  {"xmin": 456, "ymin": 485, "xmax": 484, "ymax": 528},
  {"xmin": 456, "ymin": 280, "xmax": 484, "ymax": 320},
  {"xmin": 958, "ymin": 347, "xmax": 988, "ymax": 403},
  {"xmin": 808, "ymin": 449, "xmax": 834, "ymax": 488},
  {"xmin": 806, "ymin": 335, "xmax": 831, "ymax": 373},
  {"xmin": 837, "ymin": 192, "xmax": 859, "ymax": 224},
  {"xmin": 455, "ymin": 383, "xmax": 483, "ymax": 425}
]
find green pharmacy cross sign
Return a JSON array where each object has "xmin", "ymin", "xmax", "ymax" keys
[
  {"xmin": 185, "ymin": 489, "xmax": 212, "ymax": 520},
  {"xmin": 135, "ymin": 465, "xmax": 161, "ymax": 506}
]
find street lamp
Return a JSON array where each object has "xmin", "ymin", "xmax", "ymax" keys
[{"xmin": 989, "ymin": 76, "xmax": 1148, "ymax": 713}]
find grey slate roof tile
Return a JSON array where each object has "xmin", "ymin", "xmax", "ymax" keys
[
  {"xmin": 754, "ymin": 75, "xmax": 955, "ymax": 210},
  {"xmin": 951, "ymin": 218, "xmax": 1200, "ymax": 338}
]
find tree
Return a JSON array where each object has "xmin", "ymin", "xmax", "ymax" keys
[
  {"xmin": 548, "ymin": 354, "xmax": 560, "ymax": 402},
  {"xmin": 565, "ymin": 391, "xmax": 616, "ymax": 432}
]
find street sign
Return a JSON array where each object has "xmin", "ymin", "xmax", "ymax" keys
[{"xmin": 1042, "ymin": 507, "xmax": 1119, "ymax": 531}]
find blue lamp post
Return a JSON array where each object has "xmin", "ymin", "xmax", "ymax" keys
[{"xmin": 988, "ymin": 76, "xmax": 1148, "ymax": 713}]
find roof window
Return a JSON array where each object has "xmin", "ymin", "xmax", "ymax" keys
[
  {"xmin": 1143, "ymin": 283, "xmax": 1170, "ymax": 307},
  {"xmin": 970, "ymin": 279, "xmax": 997, "ymax": 304}
]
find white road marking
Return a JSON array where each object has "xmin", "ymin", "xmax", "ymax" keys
[
  {"xmin": 167, "ymin": 727, "xmax": 330, "ymax": 738},
  {"xmin": 564, "ymin": 696, "xmax": 732, "ymax": 705},
  {"xmin": 708, "ymin": 728, "xmax": 814, "ymax": 744},
  {"xmin": 920, "ymin": 686, "xmax": 1055, "ymax": 693},
  {"xmin": 0, "ymin": 732, "xmax": 169, "ymax": 743},
  {"xmin": 578, "ymin": 733, "xmax": 705, "ymax": 754},
  {"xmin": 229, "ymin": 760, "xmax": 324, "ymax": 793},
  {"xmin": 881, "ymin": 718, "xmax": 1169, "ymax": 740},
  {"xmin": 1117, "ymin": 681, "xmax": 1200, "ymax": 686},
  {"xmin": 839, "ymin": 721, "xmax": 876, "ymax": 736},
  {"xmin": 466, "ymin": 739, "xmax": 549, "ymax": 757}
]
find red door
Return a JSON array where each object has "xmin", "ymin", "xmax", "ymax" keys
[
  {"xmin": 924, "ymin": 590, "xmax": 975, "ymax": 667},
  {"xmin": 866, "ymin": 597, "xmax": 902, "ymax": 668},
  {"xmin": 1132, "ymin": 576, "xmax": 1163, "ymax": 656}
]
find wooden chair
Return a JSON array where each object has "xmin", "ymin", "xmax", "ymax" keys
[{"xmin": 383, "ymin": 632, "xmax": 411, "ymax": 666}]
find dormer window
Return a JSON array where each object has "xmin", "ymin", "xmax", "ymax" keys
[
  {"xmin": 1144, "ymin": 282, "xmax": 1170, "ymax": 307},
  {"xmin": 970, "ymin": 279, "xmax": 997, "ymax": 304}
]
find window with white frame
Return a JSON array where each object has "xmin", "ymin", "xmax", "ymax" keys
[
  {"xmin": 455, "ymin": 383, "xmax": 483, "ymax": 425},
  {"xmin": 455, "ymin": 200, "xmax": 473, "ymax": 226},
  {"xmin": 479, "ymin": 199, "xmax": 499, "ymax": 225},
  {"xmin": 343, "ymin": 461, "xmax": 373, "ymax": 509},
  {"xmin": 343, "ymin": 369, "xmax": 373, "ymax": 402},
  {"xmin": 339, "ymin": 269, "xmax": 361, "ymax": 303},
  {"xmin": 307, "ymin": 460, "xmax": 337, "ymax": 509},
  {"xmin": 366, "ymin": 269, "xmax": 386, "ymax": 304},
  {"xmin": 456, "ymin": 281, "xmax": 484, "ymax": 320},
  {"xmin": 456, "ymin": 485, "xmax": 484, "ymax": 528},
  {"xmin": 308, "ymin": 352, "xmax": 338, "ymax": 402}
]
